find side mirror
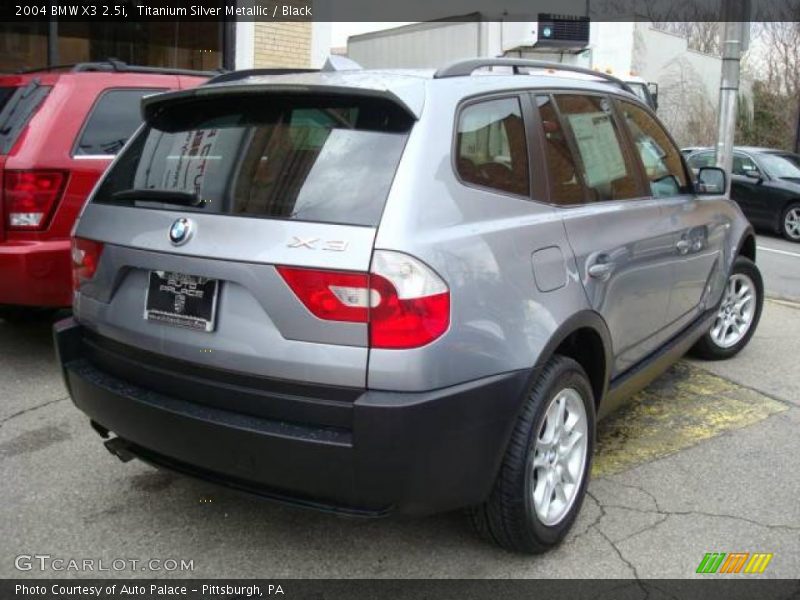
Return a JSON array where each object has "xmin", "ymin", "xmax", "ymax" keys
[
  {"xmin": 647, "ymin": 82, "xmax": 659, "ymax": 110},
  {"xmin": 696, "ymin": 167, "xmax": 726, "ymax": 195}
]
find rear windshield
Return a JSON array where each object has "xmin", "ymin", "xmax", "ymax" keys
[
  {"xmin": 93, "ymin": 94, "xmax": 414, "ymax": 227},
  {"xmin": 0, "ymin": 80, "xmax": 52, "ymax": 155}
]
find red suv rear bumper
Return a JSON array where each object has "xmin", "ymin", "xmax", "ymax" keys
[{"xmin": 0, "ymin": 239, "xmax": 71, "ymax": 307}]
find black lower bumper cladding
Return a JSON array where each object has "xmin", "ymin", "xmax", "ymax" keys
[{"xmin": 53, "ymin": 317, "xmax": 530, "ymax": 516}]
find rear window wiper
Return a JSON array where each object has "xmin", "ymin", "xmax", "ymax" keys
[{"xmin": 111, "ymin": 189, "xmax": 202, "ymax": 206}]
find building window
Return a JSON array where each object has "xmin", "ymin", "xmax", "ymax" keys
[{"xmin": 0, "ymin": 21, "xmax": 225, "ymax": 72}]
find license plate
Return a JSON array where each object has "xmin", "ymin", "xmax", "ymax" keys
[{"xmin": 144, "ymin": 271, "xmax": 219, "ymax": 332}]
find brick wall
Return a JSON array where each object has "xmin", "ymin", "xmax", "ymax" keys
[{"xmin": 253, "ymin": 22, "xmax": 312, "ymax": 68}]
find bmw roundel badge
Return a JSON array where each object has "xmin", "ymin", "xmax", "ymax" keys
[{"xmin": 169, "ymin": 218, "xmax": 193, "ymax": 246}]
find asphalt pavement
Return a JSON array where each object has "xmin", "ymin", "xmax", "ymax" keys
[
  {"xmin": 0, "ymin": 232, "xmax": 798, "ymax": 580},
  {"xmin": 755, "ymin": 233, "xmax": 800, "ymax": 302}
]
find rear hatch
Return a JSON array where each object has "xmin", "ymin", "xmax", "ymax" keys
[
  {"xmin": 0, "ymin": 75, "xmax": 54, "ymax": 241},
  {"xmin": 72, "ymin": 89, "xmax": 414, "ymax": 389}
]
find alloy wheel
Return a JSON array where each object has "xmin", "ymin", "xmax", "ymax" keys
[
  {"xmin": 785, "ymin": 207, "xmax": 800, "ymax": 241},
  {"xmin": 710, "ymin": 273, "xmax": 756, "ymax": 348},
  {"xmin": 531, "ymin": 388, "xmax": 589, "ymax": 526}
]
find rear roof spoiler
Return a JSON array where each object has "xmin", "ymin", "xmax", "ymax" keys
[{"xmin": 141, "ymin": 80, "xmax": 423, "ymax": 122}]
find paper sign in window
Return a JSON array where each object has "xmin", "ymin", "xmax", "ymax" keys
[{"xmin": 567, "ymin": 113, "xmax": 627, "ymax": 188}]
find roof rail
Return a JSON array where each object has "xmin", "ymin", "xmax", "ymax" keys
[
  {"xmin": 16, "ymin": 59, "xmax": 220, "ymax": 78},
  {"xmin": 204, "ymin": 68, "xmax": 319, "ymax": 85},
  {"xmin": 434, "ymin": 58, "xmax": 635, "ymax": 95}
]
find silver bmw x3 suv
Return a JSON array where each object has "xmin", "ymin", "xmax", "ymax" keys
[{"xmin": 55, "ymin": 58, "xmax": 762, "ymax": 553}]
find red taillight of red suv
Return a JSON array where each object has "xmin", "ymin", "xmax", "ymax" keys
[
  {"xmin": 3, "ymin": 170, "xmax": 67, "ymax": 230},
  {"xmin": 71, "ymin": 237, "xmax": 104, "ymax": 290},
  {"xmin": 277, "ymin": 251, "xmax": 450, "ymax": 349}
]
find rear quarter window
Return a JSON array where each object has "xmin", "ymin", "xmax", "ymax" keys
[
  {"xmin": 92, "ymin": 93, "xmax": 413, "ymax": 227},
  {"xmin": 455, "ymin": 97, "xmax": 529, "ymax": 197},
  {"xmin": 74, "ymin": 89, "xmax": 164, "ymax": 156}
]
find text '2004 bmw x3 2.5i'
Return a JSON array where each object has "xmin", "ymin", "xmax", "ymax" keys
[{"xmin": 55, "ymin": 58, "xmax": 763, "ymax": 553}]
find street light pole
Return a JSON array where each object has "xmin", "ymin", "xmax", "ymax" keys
[{"xmin": 715, "ymin": 1, "xmax": 750, "ymax": 196}]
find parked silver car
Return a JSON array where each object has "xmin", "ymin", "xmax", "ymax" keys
[{"xmin": 55, "ymin": 59, "xmax": 762, "ymax": 553}]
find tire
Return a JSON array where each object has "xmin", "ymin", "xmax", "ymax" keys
[
  {"xmin": 691, "ymin": 256, "xmax": 763, "ymax": 360},
  {"xmin": 781, "ymin": 202, "xmax": 800, "ymax": 242},
  {"xmin": 468, "ymin": 355, "xmax": 595, "ymax": 554}
]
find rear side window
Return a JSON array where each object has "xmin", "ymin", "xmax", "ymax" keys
[
  {"xmin": 75, "ymin": 89, "xmax": 163, "ymax": 156},
  {"xmin": 0, "ymin": 80, "xmax": 51, "ymax": 155},
  {"xmin": 456, "ymin": 97, "xmax": 529, "ymax": 196},
  {"xmin": 554, "ymin": 94, "xmax": 643, "ymax": 202},
  {"xmin": 93, "ymin": 94, "xmax": 413, "ymax": 227},
  {"xmin": 616, "ymin": 100, "xmax": 687, "ymax": 198}
]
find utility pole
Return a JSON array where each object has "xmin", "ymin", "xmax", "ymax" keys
[
  {"xmin": 794, "ymin": 101, "xmax": 800, "ymax": 154},
  {"xmin": 715, "ymin": 1, "xmax": 750, "ymax": 196}
]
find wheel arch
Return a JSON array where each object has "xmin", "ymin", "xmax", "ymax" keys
[
  {"xmin": 532, "ymin": 311, "xmax": 612, "ymax": 411},
  {"xmin": 736, "ymin": 229, "xmax": 756, "ymax": 262}
]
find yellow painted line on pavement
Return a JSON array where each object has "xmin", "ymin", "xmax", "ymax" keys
[
  {"xmin": 592, "ymin": 362, "xmax": 787, "ymax": 476},
  {"xmin": 768, "ymin": 298, "xmax": 800, "ymax": 310}
]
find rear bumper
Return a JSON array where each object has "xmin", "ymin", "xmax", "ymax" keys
[
  {"xmin": 0, "ymin": 239, "xmax": 71, "ymax": 307},
  {"xmin": 54, "ymin": 318, "xmax": 530, "ymax": 516}
]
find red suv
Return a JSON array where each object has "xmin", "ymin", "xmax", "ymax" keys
[{"xmin": 0, "ymin": 61, "xmax": 210, "ymax": 313}]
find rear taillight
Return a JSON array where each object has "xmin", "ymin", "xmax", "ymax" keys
[
  {"xmin": 4, "ymin": 170, "xmax": 66, "ymax": 230},
  {"xmin": 71, "ymin": 237, "xmax": 104, "ymax": 290},
  {"xmin": 275, "ymin": 267, "xmax": 373, "ymax": 322},
  {"xmin": 368, "ymin": 251, "xmax": 450, "ymax": 348},
  {"xmin": 276, "ymin": 250, "xmax": 450, "ymax": 349}
]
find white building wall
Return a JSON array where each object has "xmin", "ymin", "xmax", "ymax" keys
[
  {"xmin": 235, "ymin": 21, "xmax": 255, "ymax": 69},
  {"xmin": 348, "ymin": 21, "xmax": 481, "ymax": 69},
  {"xmin": 310, "ymin": 22, "xmax": 333, "ymax": 67},
  {"xmin": 630, "ymin": 24, "xmax": 753, "ymax": 146},
  {"xmin": 588, "ymin": 22, "xmax": 636, "ymax": 73}
]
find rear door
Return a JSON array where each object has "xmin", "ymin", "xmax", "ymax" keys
[
  {"xmin": 73, "ymin": 91, "xmax": 414, "ymax": 388},
  {"xmin": 537, "ymin": 92, "xmax": 676, "ymax": 376}
]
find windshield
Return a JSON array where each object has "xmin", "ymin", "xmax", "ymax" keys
[
  {"xmin": 759, "ymin": 153, "xmax": 800, "ymax": 179},
  {"xmin": 93, "ymin": 94, "xmax": 413, "ymax": 227}
]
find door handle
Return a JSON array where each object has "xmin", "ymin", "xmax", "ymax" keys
[
  {"xmin": 588, "ymin": 261, "xmax": 614, "ymax": 280},
  {"xmin": 676, "ymin": 239, "xmax": 691, "ymax": 254}
]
